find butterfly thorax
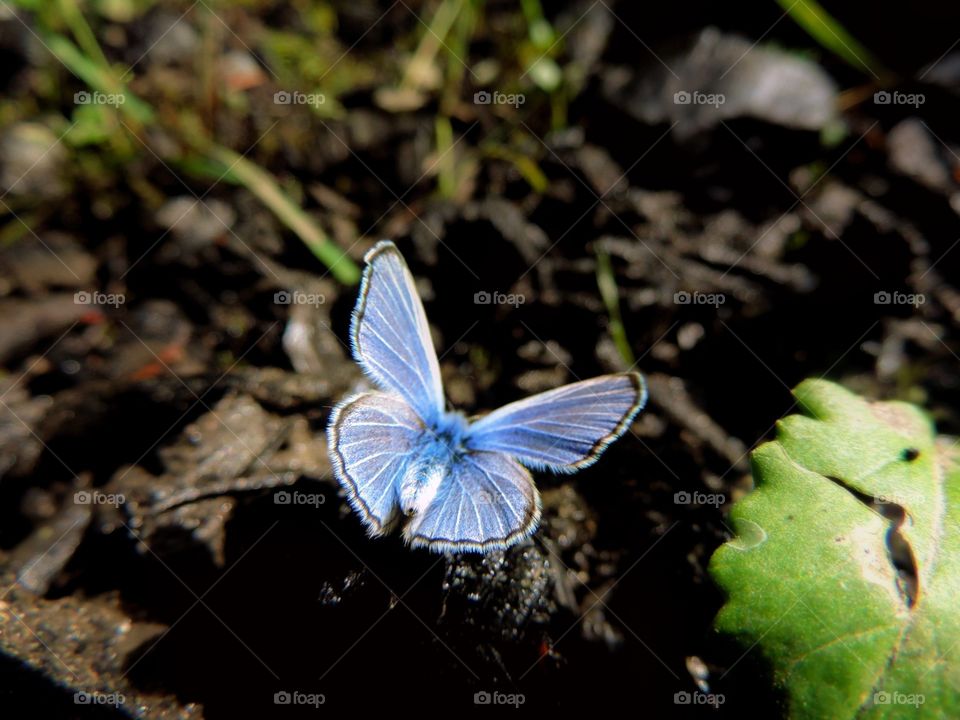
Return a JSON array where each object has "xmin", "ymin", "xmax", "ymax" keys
[{"xmin": 398, "ymin": 411, "xmax": 470, "ymax": 518}]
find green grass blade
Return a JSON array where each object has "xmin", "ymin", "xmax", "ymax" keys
[
  {"xmin": 777, "ymin": 0, "xmax": 889, "ymax": 80},
  {"xmin": 41, "ymin": 32, "xmax": 155, "ymax": 125},
  {"xmin": 206, "ymin": 145, "xmax": 361, "ymax": 285},
  {"xmin": 595, "ymin": 246, "xmax": 635, "ymax": 366}
]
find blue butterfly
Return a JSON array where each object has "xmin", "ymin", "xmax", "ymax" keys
[{"xmin": 327, "ymin": 241, "xmax": 647, "ymax": 553}]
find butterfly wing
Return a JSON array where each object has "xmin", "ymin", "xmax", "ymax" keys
[
  {"xmin": 402, "ymin": 451, "xmax": 540, "ymax": 553},
  {"xmin": 328, "ymin": 391, "xmax": 425, "ymax": 535},
  {"xmin": 350, "ymin": 240, "xmax": 444, "ymax": 424},
  {"xmin": 466, "ymin": 373, "xmax": 646, "ymax": 472}
]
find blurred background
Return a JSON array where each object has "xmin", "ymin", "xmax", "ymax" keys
[{"xmin": 0, "ymin": 0, "xmax": 959, "ymax": 716}]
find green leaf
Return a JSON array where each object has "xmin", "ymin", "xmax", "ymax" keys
[{"xmin": 710, "ymin": 379, "xmax": 960, "ymax": 719}]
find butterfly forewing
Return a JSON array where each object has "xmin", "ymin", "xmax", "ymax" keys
[
  {"xmin": 466, "ymin": 373, "xmax": 646, "ymax": 472},
  {"xmin": 350, "ymin": 241, "xmax": 445, "ymax": 424}
]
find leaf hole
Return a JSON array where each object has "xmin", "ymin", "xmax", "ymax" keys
[{"xmin": 825, "ymin": 476, "xmax": 919, "ymax": 608}]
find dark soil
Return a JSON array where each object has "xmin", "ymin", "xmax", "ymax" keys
[{"xmin": 0, "ymin": 1, "xmax": 958, "ymax": 717}]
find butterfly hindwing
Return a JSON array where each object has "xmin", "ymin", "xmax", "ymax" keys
[
  {"xmin": 402, "ymin": 451, "xmax": 541, "ymax": 553},
  {"xmin": 328, "ymin": 391, "xmax": 424, "ymax": 535},
  {"xmin": 350, "ymin": 241, "xmax": 444, "ymax": 424},
  {"xmin": 466, "ymin": 373, "xmax": 646, "ymax": 472}
]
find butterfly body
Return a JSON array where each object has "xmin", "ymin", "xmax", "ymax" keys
[
  {"xmin": 398, "ymin": 411, "xmax": 469, "ymax": 517},
  {"xmin": 328, "ymin": 240, "xmax": 646, "ymax": 553}
]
